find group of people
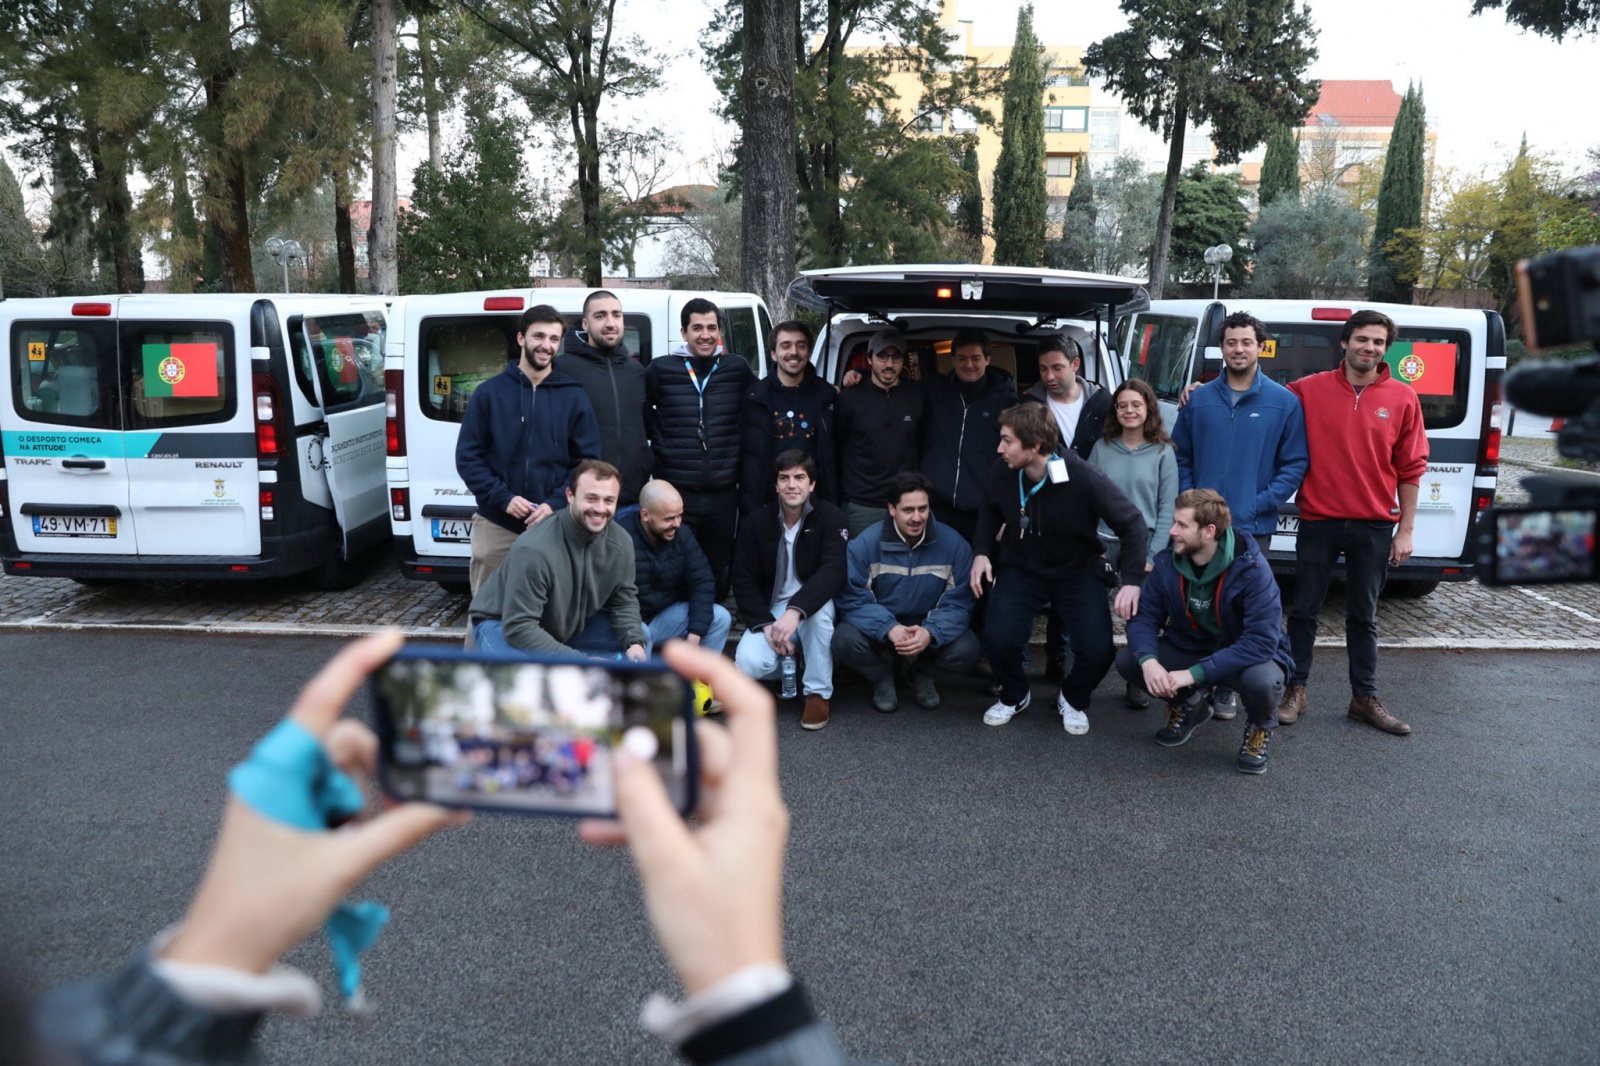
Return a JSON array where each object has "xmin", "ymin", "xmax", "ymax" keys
[{"xmin": 455, "ymin": 291, "xmax": 1430, "ymax": 775}]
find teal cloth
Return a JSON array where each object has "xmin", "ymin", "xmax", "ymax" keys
[{"xmin": 227, "ymin": 719, "xmax": 389, "ymax": 1011}]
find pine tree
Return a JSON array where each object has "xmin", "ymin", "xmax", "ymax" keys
[
  {"xmin": 1368, "ymin": 82, "xmax": 1426, "ymax": 304},
  {"xmin": 991, "ymin": 4, "xmax": 1047, "ymax": 267},
  {"xmin": 0, "ymin": 155, "xmax": 47, "ymax": 297},
  {"xmin": 1259, "ymin": 127, "xmax": 1302, "ymax": 208},
  {"xmin": 1048, "ymin": 155, "xmax": 1096, "ymax": 270},
  {"xmin": 957, "ymin": 141, "xmax": 984, "ymax": 252}
]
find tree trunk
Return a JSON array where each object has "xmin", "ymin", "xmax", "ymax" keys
[
  {"xmin": 575, "ymin": 97, "xmax": 603, "ymax": 287},
  {"xmin": 333, "ymin": 164, "xmax": 357, "ymax": 293},
  {"xmin": 820, "ymin": 0, "xmax": 846, "ymax": 266},
  {"xmin": 197, "ymin": 0, "xmax": 254, "ymax": 292},
  {"xmin": 369, "ymin": 0, "xmax": 399, "ymax": 295},
  {"xmin": 418, "ymin": 13, "xmax": 442, "ymax": 171},
  {"xmin": 740, "ymin": 0, "xmax": 799, "ymax": 317},
  {"xmin": 1147, "ymin": 83, "xmax": 1188, "ymax": 300}
]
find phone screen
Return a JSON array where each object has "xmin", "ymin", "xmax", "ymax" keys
[
  {"xmin": 1493, "ymin": 507, "xmax": 1597, "ymax": 584},
  {"xmin": 372, "ymin": 652, "xmax": 696, "ymax": 817}
]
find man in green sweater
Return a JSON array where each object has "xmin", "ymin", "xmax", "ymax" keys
[{"xmin": 468, "ymin": 459, "xmax": 648, "ymax": 659}]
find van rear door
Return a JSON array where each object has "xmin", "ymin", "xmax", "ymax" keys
[
  {"xmin": 4, "ymin": 305, "xmax": 138, "ymax": 556},
  {"xmin": 117, "ymin": 299, "xmax": 257, "ymax": 557},
  {"xmin": 299, "ymin": 310, "xmax": 388, "ymax": 553}
]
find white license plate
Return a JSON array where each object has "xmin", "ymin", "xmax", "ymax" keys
[
  {"xmin": 431, "ymin": 519, "xmax": 472, "ymax": 543},
  {"xmin": 33, "ymin": 514, "xmax": 116, "ymax": 538},
  {"xmin": 1275, "ymin": 515, "xmax": 1299, "ymax": 535}
]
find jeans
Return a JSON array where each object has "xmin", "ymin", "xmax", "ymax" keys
[
  {"xmin": 845, "ymin": 501, "xmax": 885, "ymax": 539},
  {"xmin": 734, "ymin": 599, "xmax": 836, "ymax": 698},
  {"xmin": 983, "ymin": 566, "xmax": 1112, "ymax": 710},
  {"xmin": 1114, "ymin": 639, "xmax": 1284, "ymax": 728},
  {"xmin": 1288, "ymin": 519, "xmax": 1392, "ymax": 696},
  {"xmin": 644, "ymin": 601, "xmax": 732, "ymax": 656},
  {"xmin": 681, "ymin": 488, "xmax": 739, "ymax": 601},
  {"xmin": 471, "ymin": 611, "xmax": 624, "ymax": 658},
  {"xmin": 832, "ymin": 621, "xmax": 982, "ymax": 682}
]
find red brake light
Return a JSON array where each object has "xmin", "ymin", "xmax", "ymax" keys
[
  {"xmin": 483, "ymin": 296, "xmax": 524, "ymax": 311},
  {"xmin": 253, "ymin": 372, "xmax": 284, "ymax": 459},
  {"xmin": 71, "ymin": 302, "xmax": 112, "ymax": 316},
  {"xmin": 391, "ymin": 487, "xmax": 410, "ymax": 522},
  {"xmin": 1311, "ymin": 307, "xmax": 1351, "ymax": 321},
  {"xmin": 385, "ymin": 369, "xmax": 407, "ymax": 457},
  {"xmin": 1481, "ymin": 377, "xmax": 1502, "ymax": 467},
  {"xmin": 259, "ymin": 489, "xmax": 275, "ymax": 523}
]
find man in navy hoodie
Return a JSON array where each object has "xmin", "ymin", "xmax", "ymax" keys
[
  {"xmin": 456, "ymin": 304, "xmax": 601, "ymax": 593},
  {"xmin": 1116, "ymin": 489, "xmax": 1295, "ymax": 774}
]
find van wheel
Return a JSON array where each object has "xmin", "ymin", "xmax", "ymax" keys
[
  {"xmin": 309, "ymin": 541, "xmax": 366, "ymax": 592},
  {"xmin": 440, "ymin": 580, "xmax": 471, "ymax": 596},
  {"xmin": 1383, "ymin": 579, "xmax": 1438, "ymax": 599}
]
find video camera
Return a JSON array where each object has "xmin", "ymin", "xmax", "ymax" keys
[{"xmin": 1474, "ymin": 246, "xmax": 1600, "ymax": 585}]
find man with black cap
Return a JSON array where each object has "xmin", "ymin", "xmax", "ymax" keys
[{"xmin": 834, "ymin": 327, "xmax": 928, "ymax": 538}]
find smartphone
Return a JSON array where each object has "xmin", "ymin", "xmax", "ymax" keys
[
  {"xmin": 370, "ymin": 648, "xmax": 697, "ymax": 817},
  {"xmin": 1475, "ymin": 506, "xmax": 1597, "ymax": 585}
]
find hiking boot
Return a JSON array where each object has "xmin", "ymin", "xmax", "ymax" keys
[
  {"xmin": 1277, "ymin": 683, "xmax": 1307, "ymax": 725},
  {"xmin": 801, "ymin": 695, "xmax": 830, "ymax": 731},
  {"xmin": 1124, "ymin": 681, "xmax": 1150, "ymax": 710},
  {"xmin": 1348, "ymin": 695, "xmax": 1411, "ymax": 736},
  {"xmin": 1210, "ymin": 687, "xmax": 1238, "ymax": 721},
  {"xmin": 872, "ymin": 672, "xmax": 900, "ymax": 713},
  {"xmin": 1057, "ymin": 692, "xmax": 1089, "ymax": 735},
  {"xmin": 1154, "ymin": 693, "xmax": 1212, "ymax": 747},
  {"xmin": 1236, "ymin": 725, "xmax": 1272, "ymax": 774},
  {"xmin": 983, "ymin": 690, "xmax": 1031, "ymax": 726},
  {"xmin": 912, "ymin": 671, "xmax": 941, "ymax": 710}
]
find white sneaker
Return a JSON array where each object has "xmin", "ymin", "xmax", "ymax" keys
[
  {"xmin": 1058, "ymin": 693, "xmax": 1090, "ymax": 735},
  {"xmin": 983, "ymin": 690, "xmax": 1031, "ymax": 726}
]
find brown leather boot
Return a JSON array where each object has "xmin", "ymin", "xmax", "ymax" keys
[
  {"xmin": 1277, "ymin": 683, "xmax": 1307, "ymax": 725},
  {"xmin": 1348, "ymin": 695, "xmax": 1411, "ymax": 736},
  {"xmin": 802, "ymin": 694, "xmax": 830, "ymax": 731}
]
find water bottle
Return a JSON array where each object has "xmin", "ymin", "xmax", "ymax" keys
[{"xmin": 779, "ymin": 652, "xmax": 798, "ymax": 698}]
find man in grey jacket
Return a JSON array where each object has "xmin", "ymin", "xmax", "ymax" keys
[{"xmin": 468, "ymin": 460, "xmax": 647, "ymax": 659}]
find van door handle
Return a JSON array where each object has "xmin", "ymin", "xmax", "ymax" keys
[{"xmin": 61, "ymin": 459, "xmax": 107, "ymax": 470}]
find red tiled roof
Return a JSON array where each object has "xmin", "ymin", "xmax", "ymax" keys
[
  {"xmin": 1308, "ymin": 80, "xmax": 1402, "ymax": 129},
  {"xmin": 349, "ymin": 198, "xmax": 412, "ymax": 232}
]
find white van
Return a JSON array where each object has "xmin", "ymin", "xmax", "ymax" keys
[
  {"xmin": 385, "ymin": 287, "xmax": 773, "ymax": 590},
  {"xmin": 0, "ymin": 294, "xmax": 392, "ymax": 588},
  {"xmin": 1119, "ymin": 298, "xmax": 1505, "ymax": 594}
]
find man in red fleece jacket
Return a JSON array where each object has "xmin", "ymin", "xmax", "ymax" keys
[{"xmin": 1281, "ymin": 309, "xmax": 1429, "ymax": 736}]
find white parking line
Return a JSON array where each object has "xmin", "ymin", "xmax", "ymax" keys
[{"xmin": 1513, "ymin": 585, "xmax": 1600, "ymax": 625}]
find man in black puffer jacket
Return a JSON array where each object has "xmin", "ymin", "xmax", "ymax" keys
[
  {"xmin": 920, "ymin": 329, "xmax": 1018, "ymax": 543},
  {"xmin": 560, "ymin": 290, "xmax": 652, "ymax": 506},
  {"xmin": 644, "ymin": 297, "xmax": 754, "ymax": 599}
]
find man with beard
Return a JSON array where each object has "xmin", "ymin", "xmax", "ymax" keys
[
  {"xmin": 1025, "ymin": 334, "xmax": 1108, "ymax": 461},
  {"xmin": 834, "ymin": 328, "xmax": 927, "ymax": 538},
  {"xmin": 468, "ymin": 460, "xmax": 647, "ymax": 660},
  {"xmin": 456, "ymin": 303, "xmax": 600, "ymax": 593},
  {"xmin": 919, "ymin": 330, "xmax": 1017, "ymax": 542},
  {"xmin": 740, "ymin": 320, "xmax": 837, "ymax": 513},
  {"xmin": 1170, "ymin": 311, "xmax": 1307, "ymax": 722},
  {"xmin": 618, "ymin": 479, "xmax": 732, "ymax": 656},
  {"xmin": 1116, "ymin": 490, "xmax": 1293, "ymax": 774},
  {"xmin": 561, "ymin": 290, "xmax": 651, "ymax": 506}
]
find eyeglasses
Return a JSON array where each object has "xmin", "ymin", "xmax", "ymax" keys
[{"xmin": 1114, "ymin": 402, "xmax": 1146, "ymax": 412}]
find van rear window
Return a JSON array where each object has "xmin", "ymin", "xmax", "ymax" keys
[
  {"xmin": 303, "ymin": 312, "xmax": 386, "ymax": 411},
  {"xmin": 1261, "ymin": 324, "xmax": 1472, "ymax": 430},
  {"xmin": 1126, "ymin": 314, "xmax": 1200, "ymax": 402},
  {"xmin": 126, "ymin": 324, "xmax": 234, "ymax": 428},
  {"xmin": 11, "ymin": 324, "xmax": 117, "ymax": 429},
  {"xmin": 418, "ymin": 316, "xmax": 518, "ymax": 422}
]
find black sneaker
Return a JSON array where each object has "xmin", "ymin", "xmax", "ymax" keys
[
  {"xmin": 1153, "ymin": 693, "xmax": 1212, "ymax": 747},
  {"xmin": 1236, "ymin": 725, "xmax": 1272, "ymax": 774},
  {"xmin": 872, "ymin": 673, "xmax": 899, "ymax": 713},
  {"xmin": 1124, "ymin": 681, "xmax": 1150, "ymax": 710}
]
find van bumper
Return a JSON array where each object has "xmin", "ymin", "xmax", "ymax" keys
[
  {"xmin": 1265, "ymin": 550, "xmax": 1475, "ymax": 583},
  {"xmin": 0, "ymin": 527, "xmax": 328, "ymax": 581},
  {"xmin": 391, "ymin": 537, "xmax": 470, "ymax": 584}
]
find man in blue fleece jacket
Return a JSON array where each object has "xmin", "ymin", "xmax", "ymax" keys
[
  {"xmin": 1117, "ymin": 489, "xmax": 1295, "ymax": 774},
  {"xmin": 456, "ymin": 303, "xmax": 601, "ymax": 593}
]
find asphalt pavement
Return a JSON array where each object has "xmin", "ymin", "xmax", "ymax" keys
[{"xmin": 2, "ymin": 632, "xmax": 1595, "ymax": 1065}]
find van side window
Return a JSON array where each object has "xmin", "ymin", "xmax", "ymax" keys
[
  {"xmin": 1125, "ymin": 314, "xmax": 1198, "ymax": 401},
  {"xmin": 722, "ymin": 307, "xmax": 761, "ymax": 374},
  {"xmin": 418, "ymin": 316, "xmax": 517, "ymax": 422},
  {"xmin": 304, "ymin": 312, "xmax": 386, "ymax": 411},
  {"xmin": 11, "ymin": 324, "xmax": 117, "ymax": 430},
  {"xmin": 125, "ymin": 324, "xmax": 234, "ymax": 428}
]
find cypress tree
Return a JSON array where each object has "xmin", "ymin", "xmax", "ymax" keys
[
  {"xmin": 957, "ymin": 141, "xmax": 984, "ymax": 252},
  {"xmin": 1368, "ymin": 82, "xmax": 1426, "ymax": 303},
  {"xmin": 991, "ymin": 4, "xmax": 1048, "ymax": 267},
  {"xmin": 1259, "ymin": 126, "xmax": 1302, "ymax": 208}
]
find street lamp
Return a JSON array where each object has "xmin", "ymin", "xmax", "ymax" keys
[
  {"xmin": 264, "ymin": 237, "xmax": 305, "ymax": 294},
  {"xmin": 1203, "ymin": 244, "xmax": 1233, "ymax": 301}
]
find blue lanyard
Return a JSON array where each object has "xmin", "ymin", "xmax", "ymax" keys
[
  {"xmin": 685, "ymin": 357, "xmax": 719, "ymax": 424},
  {"xmin": 1017, "ymin": 458, "xmax": 1055, "ymax": 534}
]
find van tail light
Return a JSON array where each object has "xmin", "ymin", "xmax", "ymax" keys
[
  {"xmin": 260, "ymin": 489, "xmax": 275, "ymax": 523},
  {"xmin": 483, "ymin": 296, "xmax": 524, "ymax": 311},
  {"xmin": 391, "ymin": 487, "xmax": 410, "ymax": 522},
  {"xmin": 1480, "ymin": 375, "xmax": 1502, "ymax": 469},
  {"xmin": 1311, "ymin": 307, "xmax": 1352, "ymax": 321},
  {"xmin": 253, "ymin": 373, "xmax": 286, "ymax": 459},
  {"xmin": 72, "ymin": 302, "xmax": 112, "ymax": 316},
  {"xmin": 1471, "ymin": 488, "xmax": 1495, "ymax": 519},
  {"xmin": 386, "ymin": 369, "xmax": 407, "ymax": 457}
]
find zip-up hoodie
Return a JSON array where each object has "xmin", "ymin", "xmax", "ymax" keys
[
  {"xmin": 455, "ymin": 361, "xmax": 601, "ymax": 534},
  {"xmin": 560, "ymin": 330, "xmax": 652, "ymax": 505},
  {"xmin": 835, "ymin": 378, "xmax": 928, "ymax": 507},
  {"xmin": 1288, "ymin": 364, "xmax": 1429, "ymax": 523},
  {"xmin": 1127, "ymin": 528, "xmax": 1295, "ymax": 684},
  {"xmin": 921, "ymin": 366, "xmax": 1018, "ymax": 514},
  {"xmin": 838, "ymin": 518, "xmax": 976, "ymax": 646},
  {"xmin": 468, "ymin": 507, "xmax": 646, "ymax": 654},
  {"xmin": 1024, "ymin": 377, "xmax": 1110, "ymax": 460},
  {"xmin": 1171, "ymin": 369, "xmax": 1309, "ymax": 534}
]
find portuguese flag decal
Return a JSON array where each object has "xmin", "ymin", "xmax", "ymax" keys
[
  {"xmin": 143, "ymin": 342, "xmax": 220, "ymax": 398},
  {"xmin": 1384, "ymin": 341, "xmax": 1457, "ymax": 396}
]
